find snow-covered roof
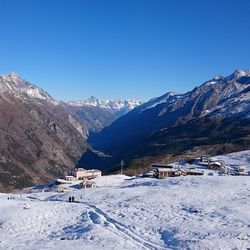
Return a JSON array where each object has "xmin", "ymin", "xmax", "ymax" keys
[
  {"xmin": 210, "ymin": 161, "xmax": 222, "ymax": 166},
  {"xmin": 156, "ymin": 168, "xmax": 178, "ymax": 172}
]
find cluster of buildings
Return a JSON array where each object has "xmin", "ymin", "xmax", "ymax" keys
[
  {"xmin": 55, "ymin": 154, "xmax": 248, "ymax": 190},
  {"xmin": 150, "ymin": 155, "xmax": 248, "ymax": 179},
  {"xmin": 151, "ymin": 163, "xmax": 204, "ymax": 179},
  {"xmin": 200, "ymin": 155, "xmax": 248, "ymax": 175},
  {"xmin": 56, "ymin": 168, "xmax": 102, "ymax": 189},
  {"xmin": 206, "ymin": 161, "xmax": 247, "ymax": 176}
]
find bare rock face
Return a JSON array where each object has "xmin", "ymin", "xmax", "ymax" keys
[{"xmin": 0, "ymin": 73, "xmax": 88, "ymax": 192}]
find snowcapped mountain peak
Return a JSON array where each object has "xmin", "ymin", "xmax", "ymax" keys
[
  {"xmin": 2, "ymin": 72, "xmax": 29, "ymax": 87},
  {"xmin": 202, "ymin": 69, "xmax": 250, "ymax": 88},
  {"xmin": 87, "ymin": 96, "xmax": 100, "ymax": 106},
  {"xmin": 88, "ymin": 96, "xmax": 98, "ymax": 102},
  {"xmin": 0, "ymin": 72, "xmax": 58, "ymax": 105},
  {"xmin": 65, "ymin": 97, "xmax": 142, "ymax": 111},
  {"xmin": 4, "ymin": 72, "xmax": 22, "ymax": 79},
  {"xmin": 213, "ymin": 75, "xmax": 224, "ymax": 81},
  {"xmin": 226, "ymin": 69, "xmax": 250, "ymax": 81},
  {"xmin": 4, "ymin": 72, "xmax": 22, "ymax": 80},
  {"xmin": 233, "ymin": 69, "xmax": 248, "ymax": 77}
]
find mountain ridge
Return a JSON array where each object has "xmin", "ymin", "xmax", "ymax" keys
[
  {"xmin": 80, "ymin": 69, "xmax": 250, "ymax": 174},
  {"xmin": 65, "ymin": 96, "xmax": 142, "ymax": 111},
  {"xmin": 0, "ymin": 72, "xmax": 58, "ymax": 105},
  {"xmin": 64, "ymin": 96, "xmax": 142, "ymax": 132}
]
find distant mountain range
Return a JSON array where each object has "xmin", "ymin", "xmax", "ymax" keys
[
  {"xmin": 64, "ymin": 97, "xmax": 142, "ymax": 132},
  {"xmin": 79, "ymin": 69, "xmax": 250, "ymax": 174},
  {"xmin": 66, "ymin": 96, "xmax": 141, "ymax": 110}
]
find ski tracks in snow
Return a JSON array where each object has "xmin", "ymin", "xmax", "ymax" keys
[
  {"xmin": 31, "ymin": 195, "xmax": 166, "ymax": 250},
  {"xmin": 82, "ymin": 201, "xmax": 166, "ymax": 250}
]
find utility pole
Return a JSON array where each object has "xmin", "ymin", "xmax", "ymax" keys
[{"xmin": 120, "ymin": 160, "xmax": 125, "ymax": 175}]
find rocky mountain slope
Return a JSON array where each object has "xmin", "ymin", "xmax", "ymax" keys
[
  {"xmin": 64, "ymin": 97, "xmax": 142, "ymax": 132},
  {"xmin": 0, "ymin": 73, "xmax": 88, "ymax": 192},
  {"xmin": 80, "ymin": 69, "xmax": 250, "ymax": 174}
]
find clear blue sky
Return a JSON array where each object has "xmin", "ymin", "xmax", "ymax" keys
[{"xmin": 1, "ymin": 0, "xmax": 250, "ymax": 101}]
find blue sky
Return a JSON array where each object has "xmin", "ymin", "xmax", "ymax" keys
[{"xmin": 1, "ymin": 0, "xmax": 250, "ymax": 101}]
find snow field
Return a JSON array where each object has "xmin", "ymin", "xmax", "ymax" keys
[{"xmin": 0, "ymin": 175, "xmax": 249, "ymax": 249}]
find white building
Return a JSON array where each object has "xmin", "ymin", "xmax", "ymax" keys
[
  {"xmin": 73, "ymin": 168, "xmax": 102, "ymax": 180},
  {"xmin": 65, "ymin": 175, "xmax": 77, "ymax": 181}
]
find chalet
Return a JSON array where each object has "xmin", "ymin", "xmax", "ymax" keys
[
  {"xmin": 79, "ymin": 181, "xmax": 96, "ymax": 189},
  {"xmin": 208, "ymin": 161, "xmax": 222, "ymax": 170},
  {"xmin": 151, "ymin": 163, "xmax": 175, "ymax": 170},
  {"xmin": 154, "ymin": 168, "xmax": 180, "ymax": 178},
  {"xmin": 73, "ymin": 168, "xmax": 102, "ymax": 180},
  {"xmin": 182, "ymin": 169, "xmax": 204, "ymax": 176}
]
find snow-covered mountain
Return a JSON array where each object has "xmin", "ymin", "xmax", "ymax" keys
[
  {"xmin": 139, "ymin": 69, "xmax": 250, "ymax": 118},
  {"xmin": 0, "ymin": 72, "xmax": 58, "ymax": 105},
  {"xmin": 66, "ymin": 96, "xmax": 142, "ymax": 111},
  {"xmin": 81, "ymin": 69, "xmax": 250, "ymax": 173},
  {"xmin": 64, "ymin": 97, "xmax": 143, "ymax": 132},
  {"xmin": 200, "ymin": 70, "xmax": 250, "ymax": 118}
]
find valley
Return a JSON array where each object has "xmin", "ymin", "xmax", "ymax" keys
[
  {"xmin": 0, "ymin": 70, "xmax": 249, "ymax": 250},
  {"xmin": 1, "ymin": 2, "xmax": 250, "ymax": 249},
  {"xmin": 80, "ymin": 69, "xmax": 250, "ymax": 175},
  {"xmin": 0, "ymin": 69, "xmax": 250, "ymax": 192}
]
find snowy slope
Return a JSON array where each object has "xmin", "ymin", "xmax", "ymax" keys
[
  {"xmin": 0, "ymin": 173, "xmax": 249, "ymax": 249},
  {"xmin": 212, "ymin": 150, "xmax": 250, "ymax": 171}
]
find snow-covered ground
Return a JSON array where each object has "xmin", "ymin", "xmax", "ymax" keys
[
  {"xmin": 0, "ymin": 151, "xmax": 249, "ymax": 249},
  {"xmin": 212, "ymin": 150, "xmax": 250, "ymax": 171},
  {"xmin": 0, "ymin": 173, "xmax": 249, "ymax": 250},
  {"xmin": 152, "ymin": 150, "xmax": 250, "ymax": 177}
]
